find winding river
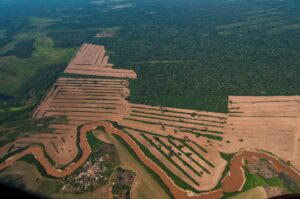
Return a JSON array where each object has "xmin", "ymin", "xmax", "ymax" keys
[{"xmin": 0, "ymin": 121, "xmax": 299, "ymax": 199}]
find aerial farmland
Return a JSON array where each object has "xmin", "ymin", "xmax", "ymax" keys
[
  {"xmin": 0, "ymin": 43, "xmax": 299, "ymax": 199},
  {"xmin": 0, "ymin": 0, "xmax": 300, "ymax": 199}
]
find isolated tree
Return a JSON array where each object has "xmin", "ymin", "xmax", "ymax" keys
[
  {"xmin": 186, "ymin": 152, "xmax": 192, "ymax": 157},
  {"xmin": 184, "ymin": 136, "xmax": 190, "ymax": 142},
  {"xmin": 168, "ymin": 134, "xmax": 174, "ymax": 140}
]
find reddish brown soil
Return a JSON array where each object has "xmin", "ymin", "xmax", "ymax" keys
[
  {"xmin": 0, "ymin": 143, "xmax": 13, "ymax": 158},
  {"xmin": 222, "ymin": 96, "xmax": 300, "ymax": 170},
  {"xmin": 222, "ymin": 150, "xmax": 300, "ymax": 193},
  {"xmin": 1, "ymin": 121, "xmax": 300, "ymax": 199},
  {"xmin": 2, "ymin": 44, "xmax": 300, "ymax": 199},
  {"xmin": 65, "ymin": 43, "xmax": 136, "ymax": 78}
]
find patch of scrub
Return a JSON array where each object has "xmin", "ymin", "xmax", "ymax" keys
[
  {"xmin": 30, "ymin": 17, "xmax": 60, "ymax": 30},
  {"xmin": 34, "ymin": 33, "xmax": 54, "ymax": 50},
  {"xmin": 110, "ymin": 167, "xmax": 135, "ymax": 199},
  {"xmin": 0, "ymin": 47, "xmax": 76, "ymax": 94},
  {"xmin": 0, "ymin": 40, "xmax": 16, "ymax": 56},
  {"xmin": 2, "ymin": 39, "xmax": 35, "ymax": 58},
  {"xmin": 0, "ymin": 161, "xmax": 62, "ymax": 195},
  {"xmin": 0, "ymin": 106, "xmax": 29, "ymax": 112},
  {"xmin": 110, "ymin": 4, "xmax": 134, "ymax": 10},
  {"xmin": 0, "ymin": 29, "xmax": 6, "ymax": 40},
  {"xmin": 228, "ymin": 186, "xmax": 267, "ymax": 199},
  {"xmin": 95, "ymin": 27, "xmax": 119, "ymax": 38},
  {"xmin": 90, "ymin": 0, "xmax": 105, "ymax": 5}
]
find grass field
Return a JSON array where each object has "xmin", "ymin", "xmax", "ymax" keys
[
  {"xmin": 228, "ymin": 187, "xmax": 267, "ymax": 199},
  {"xmin": 0, "ymin": 105, "xmax": 28, "ymax": 112},
  {"xmin": 0, "ymin": 47, "xmax": 75, "ymax": 95},
  {"xmin": 87, "ymin": 131, "xmax": 105, "ymax": 151},
  {"xmin": 0, "ymin": 161, "xmax": 62, "ymax": 196},
  {"xmin": 93, "ymin": 129, "xmax": 171, "ymax": 199}
]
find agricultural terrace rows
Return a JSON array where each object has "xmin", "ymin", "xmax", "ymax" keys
[
  {"xmin": 65, "ymin": 43, "xmax": 136, "ymax": 78},
  {"xmin": 1, "ymin": 121, "xmax": 299, "ymax": 199},
  {"xmin": 116, "ymin": 103, "xmax": 228, "ymax": 191},
  {"xmin": 221, "ymin": 96, "xmax": 300, "ymax": 170},
  {"xmin": 5, "ymin": 44, "xmax": 135, "ymax": 166},
  {"xmin": 216, "ymin": 8, "xmax": 300, "ymax": 35},
  {"xmin": 0, "ymin": 44, "xmax": 300, "ymax": 199}
]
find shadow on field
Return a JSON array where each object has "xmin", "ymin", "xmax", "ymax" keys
[{"xmin": 0, "ymin": 181, "xmax": 49, "ymax": 199}]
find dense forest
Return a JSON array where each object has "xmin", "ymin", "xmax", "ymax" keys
[
  {"xmin": 0, "ymin": 0, "xmax": 300, "ymax": 114},
  {"xmin": 0, "ymin": 0, "xmax": 299, "ymax": 193}
]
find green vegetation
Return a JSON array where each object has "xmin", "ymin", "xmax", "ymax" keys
[
  {"xmin": 243, "ymin": 171, "xmax": 283, "ymax": 191},
  {"xmin": 201, "ymin": 134, "xmax": 223, "ymax": 141},
  {"xmin": 59, "ymin": 73, "xmax": 125, "ymax": 80},
  {"xmin": 112, "ymin": 134, "xmax": 175, "ymax": 198},
  {"xmin": 131, "ymin": 110, "xmax": 226, "ymax": 124},
  {"xmin": 114, "ymin": 130, "xmax": 200, "ymax": 192},
  {"xmin": 179, "ymin": 140, "xmax": 214, "ymax": 168},
  {"xmin": 93, "ymin": 0, "xmax": 300, "ymax": 112},
  {"xmin": 138, "ymin": 132, "xmax": 200, "ymax": 188},
  {"xmin": 179, "ymin": 129, "xmax": 223, "ymax": 141},
  {"xmin": 87, "ymin": 131, "xmax": 105, "ymax": 150},
  {"xmin": 2, "ymin": 0, "xmax": 298, "ymax": 113},
  {"xmin": 34, "ymin": 34, "xmax": 54, "ymax": 50},
  {"xmin": 218, "ymin": 153, "xmax": 235, "ymax": 189},
  {"xmin": 190, "ymin": 140, "xmax": 207, "ymax": 153},
  {"xmin": 242, "ymin": 170, "xmax": 300, "ymax": 194},
  {"xmin": 122, "ymin": 126, "xmax": 185, "ymax": 142},
  {"xmin": 19, "ymin": 155, "xmax": 47, "ymax": 176},
  {"xmin": 223, "ymin": 155, "xmax": 300, "ymax": 198},
  {"xmin": 129, "ymin": 113, "xmax": 222, "ymax": 128},
  {"xmin": 64, "ymin": 146, "xmax": 119, "ymax": 193},
  {"xmin": 3, "ymin": 39, "xmax": 35, "ymax": 58},
  {"xmin": 0, "ymin": 0, "xmax": 299, "ymax": 147},
  {"xmin": 37, "ymin": 178, "xmax": 63, "ymax": 195},
  {"xmin": 124, "ymin": 117, "xmax": 223, "ymax": 134},
  {"xmin": 0, "ymin": 105, "xmax": 29, "ymax": 112},
  {"xmin": 112, "ymin": 184, "xmax": 131, "ymax": 198},
  {"xmin": 111, "ymin": 167, "xmax": 135, "ymax": 199},
  {"xmin": 0, "ymin": 160, "xmax": 62, "ymax": 196},
  {"xmin": 0, "ymin": 47, "xmax": 75, "ymax": 95},
  {"xmin": 168, "ymin": 139, "xmax": 210, "ymax": 174},
  {"xmin": 154, "ymin": 136, "xmax": 202, "ymax": 177},
  {"xmin": 49, "ymin": 30, "xmax": 99, "ymax": 48},
  {"xmin": 0, "ymin": 41, "xmax": 75, "ymax": 146},
  {"xmin": 0, "ymin": 1, "xmax": 300, "ymax": 197}
]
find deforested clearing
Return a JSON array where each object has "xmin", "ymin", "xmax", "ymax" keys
[{"xmin": 1, "ymin": 44, "xmax": 300, "ymax": 199}]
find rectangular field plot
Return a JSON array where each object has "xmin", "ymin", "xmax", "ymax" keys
[
  {"xmin": 222, "ymin": 96, "xmax": 300, "ymax": 167},
  {"xmin": 65, "ymin": 43, "xmax": 137, "ymax": 79}
]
